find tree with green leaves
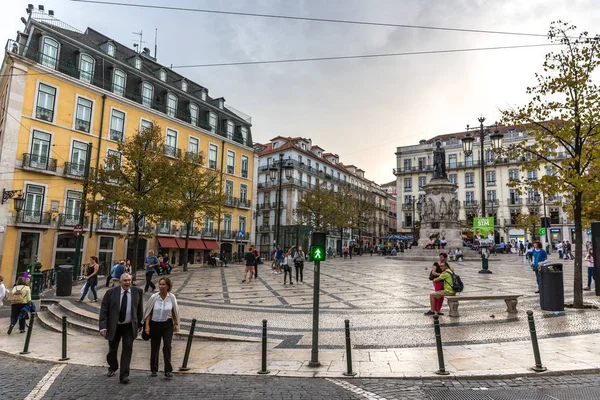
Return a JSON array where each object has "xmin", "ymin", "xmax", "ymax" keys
[
  {"xmin": 166, "ymin": 153, "xmax": 225, "ymax": 271},
  {"xmin": 516, "ymin": 210, "xmax": 541, "ymax": 242},
  {"xmin": 295, "ymin": 184, "xmax": 337, "ymax": 231},
  {"xmin": 502, "ymin": 21, "xmax": 600, "ymax": 308},
  {"xmin": 87, "ymin": 123, "xmax": 176, "ymax": 280}
]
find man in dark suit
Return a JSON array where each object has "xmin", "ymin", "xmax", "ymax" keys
[{"xmin": 99, "ymin": 273, "xmax": 144, "ymax": 384}]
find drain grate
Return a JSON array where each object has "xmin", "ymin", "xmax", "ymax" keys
[{"xmin": 542, "ymin": 388, "xmax": 600, "ymax": 400}]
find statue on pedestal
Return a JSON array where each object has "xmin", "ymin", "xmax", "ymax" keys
[
  {"xmin": 432, "ymin": 140, "xmax": 447, "ymax": 180},
  {"xmin": 438, "ymin": 197, "xmax": 448, "ymax": 219}
]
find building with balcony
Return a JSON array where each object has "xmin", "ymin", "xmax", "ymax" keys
[
  {"xmin": 0, "ymin": 8, "xmax": 255, "ymax": 283},
  {"xmin": 254, "ymin": 136, "xmax": 389, "ymax": 255},
  {"xmin": 393, "ymin": 125, "xmax": 578, "ymax": 245}
]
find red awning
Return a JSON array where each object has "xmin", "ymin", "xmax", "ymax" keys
[
  {"xmin": 157, "ymin": 237, "xmax": 179, "ymax": 249},
  {"xmin": 176, "ymin": 238, "xmax": 206, "ymax": 250},
  {"xmin": 203, "ymin": 240, "xmax": 220, "ymax": 250}
]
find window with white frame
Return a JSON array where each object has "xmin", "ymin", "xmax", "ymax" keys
[
  {"xmin": 109, "ymin": 109, "xmax": 125, "ymax": 142},
  {"xmin": 225, "ymin": 181, "xmax": 234, "ymax": 201},
  {"xmin": 465, "ymin": 153, "xmax": 473, "ymax": 167},
  {"xmin": 159, "ymin": 69, "xmax": 167, "ymax": 82},
  {"xmin": 403, "ymin": 178, "xmax": 412, "ymax": 192},
  {"xmin": 241, "ymin": 127, "xmax": 248, "ymax": 144},
  {"xmin": 486, "ymin": 190, "xmax": 497, "ymax": 204},
  {"xmin": 226, "ymin": 150, "xmax": 235, "ymax": 174},
  {"xmin": 74, "ymin": 97, "xmax": 92, "ymax": 133},
  {"xmin": 30, "ymin": 130, "xmax": 51, "ymax": 168},
  {"xmin": 36, "ymin": 83, "xmax": 56, "ymax": 122},
  {"xmin": 167, "ymin": 94, "xmax": 177, "ymax": 117},
  {"xmin": 403, "ymin": 159, "xmax": 412, "ymax": 171},
  {"xmin": 448, "ymin": 154, "xmax": 457, "ymax": 168},
  {"xmin": 465, "ymin": 191, "xmax": 475, "ymax": 205},
  {"xmin": 241, "ymin": 156, "xmax": 249, "ymax": 178},
  {"xmin": 201, "ymin": 91, "xmax": 207, "ymax": 101},
  {"xmin": 208, "ymin": 144, "xmax": 217, "ymax": 168},
  {"xmin": 112, "ymin": 69, "xmax": 126, "ymax": 96},
  {"xmin": 140, "ymin": 119, "xmax": 153, "ymax": 133},
  {"xmin": 509, "ymin": 168, "xmax": 519, "ymax": 181},
  {"xmin": 189, "ymin": 103, "xmax": 199, "ymax": 125},
  {"xmin": 69, "ymin": 141, "xmax": 88, "ymax": 176},
  {"xmin": 107, "ymin": 42, "xmax": 116, "ymax": 57},
  {"xmin": 188, "ymin": 137, "xmax": 199, "ymax": 154},
  {"xmin": 79, "ymin": 54, "xmax": 94, "ymax": 83},
  {"xmin": 238, "ymin": 216, "xmax": 247, "ymax": 235},
  {"xmin": 240, "ymin": 184, "xmax": 248, "ymax": 203},
  {"xmin": 24, "ymin": 184, "xmax": 45, "ymax": 222},
  {"xmin": 142, "ymin": 82, "xmax": 153, "ymax": 106},
  {"xmin": 165, "ymin": 129, "xmax": 177, "ymax": 157},
  {"xmin": 181, "ymin": 80, "xmax": 188, "ymax": 92},
  {"xmin": 527, "ymin": 170, "xmax": 538, "ymax": 181},
  {"xmin": 449, "ymin": 174, "xmax": 457, "ymax": 184},
  {"xmin": 223, "ymin": 214, "xmax": 232, "ymax": 234},
  {"xmin": 486, "ymin": 170, "xmax": 496, "ymax": 186},
  {"xmin": 226, "ymin": 121, "xmax": 234, "ymax": 140},
  {"xmin": 465, "ymin": 172, "xmax": 474, "ymax": 187},
  {"xmin": 134, "ymin": 57, "xmax": 142, "ymax": 70},
  {"xmin": 209, "ymin": 112, "xmax": 217, "ymax": 133},
  {"xmin": 203, "ymin": 215, "xmax": 214, "ymax": 233},
  {"xmin": 65, "ymin": 190, "xmax": 82, "ymax": 222},
  {"xmin": 41, "ymin": 37, "xmax": 59, "ymax": 69},
  {"xmin": 418, "ymin": 176, "xmax": 426, "ymax": 189},
  {"xmin": 106, "ymin": 149, "xmax": 121, "ymax": 171}
]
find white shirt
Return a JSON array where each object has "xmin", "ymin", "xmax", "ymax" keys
[
  {"xmin": 151, "ymin": 294, "xmax": 173, "ymax": 322},
  {"xmin": 118, "ymin": 288, "xmax": 132, "ymax": 325},
  {"xmin": 0, "ymin": 283, "xmax": 5, "ymax": 307}
]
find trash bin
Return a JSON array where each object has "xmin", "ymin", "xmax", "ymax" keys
[
  {"xmin": 539, "ymin": 262, "xmax": 564, "ymax": 311},
  {"xmin": 55, "ymin": 265, "xmax": 73, "ymax": 297}
]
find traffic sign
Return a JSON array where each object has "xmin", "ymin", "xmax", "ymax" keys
[
  {"xmin": 539, "ymin": 228, "xmax": 546, "ymax": 235},
  {"xmin": 73, "ymin": 224, "xmax": 84, "ymax": 236}
]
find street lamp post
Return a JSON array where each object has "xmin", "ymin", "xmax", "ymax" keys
[
  {"xmin": 269, "ymin": 154, "xmax": 293, "ymax": 248},
  {"xmin": 535, "ymin": 192, "xmax": 550, "ymax": 252},
  {"xmin": 462, "ymin": 117, "xmax": 503, "ymax": 274}
]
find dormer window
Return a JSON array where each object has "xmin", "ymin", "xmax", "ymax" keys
[
  {"xmin": 79, "ymin": 54, "xmax": 94, "ymax": 83},
  {"xmin": 241, "ymin": 127, "xmax": 248, "ymax": 145},
  {"xmin": 201, "ymin": 91, "xmax": 207, "ymax": 101},
  {"xmin": 189, "ymin": 103, "xmax": 199, "ymax": 125},
  {"xmin": 218, "ymin": 99, "xmax": 224, "ymax": 109},
  {"xmin": 134, "ymin": 57, "xmax": 142, "ymax": 70},
  {"xmin": 273, "ymin": 142, "xmax": 279, "ymax": 149},
  {"xmin": 226, "ymin": 121, "xmax": 234, "ymax": 140},
  {"xmin": 159, "ymin": 69, "xmax": 167, "ymax": 82},
  {"xmin": 208, "ymin": 112, "xmax": 217, "ymax": 133},
  {"xmin": 41, "ymin": 37, "xmax": 59, "ymax": 69},
  {"xmin": 142, "ymin": 82, "xmax": 153, "ymax": 107},
  {"xmin": 167, "ymin": 93, "xmax": 177, "ymax": 117},
  {"xmin": 181, "ymin": 80, "xmax": 188, "ymax": 92},
  {"xmin": 107, "ymin": 42, "xmax": 115, "ymax": 57}
]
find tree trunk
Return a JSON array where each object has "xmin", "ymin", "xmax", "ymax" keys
[
  {"xmin": 132, "ymin": 214, "xmax": 140, "ymax": 281},
  {"xmin": 573, "ymin": 192, "xmax": 584, "ymax": 308},
  {"xmin": 183, "ymin": 221, "xmax": 190, "ymax": 272}
]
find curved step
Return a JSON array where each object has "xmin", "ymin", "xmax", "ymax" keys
[
  {"xmin": 36, "ymin": 310, "xmax": 75, "ymax": 335},
  {"xmin": 46, "ymin": 304, "xmax": 99, "ymax": 336},
  {"xmin": 56, "ymin": 301, "xmax": 99, "ymax": 326}
]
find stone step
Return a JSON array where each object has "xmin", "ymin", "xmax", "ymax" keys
[
  {"xmin": 46, "ymin": 304, "xmax": 100, "ymax": 336},
  {"xmin": 36, "ymin": 310, "xmax": 75, "ymax": 335}
]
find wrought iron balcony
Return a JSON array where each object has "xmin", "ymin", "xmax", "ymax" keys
[
  {"xmin": 258, "ymin": 203, "xmax": 270, "ymax": 210},
  {"xmin": 507, "ymin": 198, "xmax": 523, "ymax": 206},
  {"xmin": 74, "ymin": 118, "xmax": 90, "ymax": 133},
  {"xmin": 224, "ymin": 196, "xmax": 237, "ymax": 207},
  {"xmin": 157, "ymin": 223, "xmax": 177, "ymax": 235},
  {"xmin": 110, "ymin": 129, "xmax": 123, "ymax": 142},
  {"xmin": 23, "ymin": 153, "xmax": 57, "ymax": 172},
  {"xmin": 226, "ymin": 165, "xmax": 234, "ymax": 174},
  {"xmin": 98, "ymin": 216, "xmax": 122, "ymax": 231},
  {"xmin": 221, "ymin": 230, "xmax": 234, "ymax": 240},
  {"xmin": 237, "ymin": 198, "xmax": 251, "ymax": 209},
  {"xmin": 184, "ymin": 151, "xmax": 203, "ymax": 164},
  {"xmin": 15, "ymin": 211, "xmax": 52, "ymax": 226},
  {"xmin": 164, "ymin": 145, "xmax": 181, "ymax": 158},
  {"xmin": 35, "ymin": 106, "xmax": 53, "ymax": 122},
  {"xmin": 64, "ymin": 162, "xmax": 86, "ymax": 178},
  {"xmin": 179, "ymin": 226, "xmax": 200, "ymax": 237},
  {"xmin": 463, "ymin": 200, "xmax": 479, "ymax": 208},
  {"xmin": 57, "ymin": 214, "xmax": 89, "ymax": 228},
  {"xmin": 209, "ymin": 160, "xmax": 217, "ymax": 169},
  {"xmin": 202, "ymin": 229, "xmax": 217, "ymax": 238}
]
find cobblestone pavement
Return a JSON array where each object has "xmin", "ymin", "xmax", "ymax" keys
[
  {"xmin": 58, "ymin": 253, "xmax": 599, "ymax": 350},
  {"xmin": 4, "ymin": 354, "xmax": 600, "ymax": 400}
]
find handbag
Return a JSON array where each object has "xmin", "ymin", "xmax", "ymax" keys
[
  {"xmin": 429, "ymin": 270, "xmax": 435, "ymax": 281},
  {"xmin": 142, "ymin": 310, "xmax": 152, "ymax": 341}
]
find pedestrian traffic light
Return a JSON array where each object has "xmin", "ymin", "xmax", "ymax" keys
[{"xmin": 311, "ymin": 232, "xmax": 327, "ymax": 262}]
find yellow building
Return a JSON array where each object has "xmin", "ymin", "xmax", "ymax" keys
[{"xmin": 0, "ymin": 10, "xmax": 256, "ymax": 284}]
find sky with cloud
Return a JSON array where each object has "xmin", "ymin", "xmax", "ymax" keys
[{"xmin": 2, "ymin": 0, "xmax": 599, "ymax": 183}]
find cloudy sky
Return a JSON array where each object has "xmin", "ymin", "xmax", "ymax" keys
[{"xmin": 2, "ymin": 0, "xmax": 599, "ymax": 183}]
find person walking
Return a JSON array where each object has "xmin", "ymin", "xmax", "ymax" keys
[
  {"xmin": 242, "ymin": 247, "xmax": 256, "ymax": 283},
  {"xmin": 294, "ymin": 246, "xmax": 305, "ymax": 284},
  {"xmin": 252, "ymin": 246, "xmax": 260, "ymax": 279},
  {"xmin": 144, "ymin": 250, "xmax": 159, "ymax": 293},
  {"xmin": 584, "ymin": 248, "xmax": 595, "ymax": 291},
  {"xmin": 0, "ymin": 275, "xmax": 6, "ymax": 309},
  {"xmin": 99, "ymin": 273, "xmax": 144, "ymax": 384},
  {"xmin": 106, "ymin": 260, "xmax": 120, "ymax": 288},
  {"xmin": 343, "ymin": 244, "xmax": 349, "ymax": 259},
  {"xmin": 275, "ymin": 245, "xmax": 284, "ymax": 274},
  {"xmin": 144, "ymin": 277, "xmax": 180, "ymax": 379},
  {"xmin": 77, "ymin": 256, "xmax": 100, "ymax": 303},
  {"xmin": 282, "ymin": 247, "xmax": 294, "ymax": 285},
  {"xmin": 125, "ymin": 260, "xmax": 132, "ymax": 275},
  {"xmin": 565, "ymin": 241, "xmax": 575, "ymax": 260},
  {"xmin": 531, "ymin": 241, "xmax": 548, "ymax": 294},
  {"xmin": 7, "ymin": 277, "xmax": 31, "ymax": 334}
]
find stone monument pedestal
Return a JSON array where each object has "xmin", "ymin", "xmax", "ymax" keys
[{"xmin": 417, "ymin": 178, "xmax": 463, "ymax": 250}]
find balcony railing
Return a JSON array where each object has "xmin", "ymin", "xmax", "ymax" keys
[
  {"xmin": 35, "ymin": 106, "xmax": 53, "ymax": 122},
  {"xmin": 463, "ymin": 200, "xmax": 479, "ymax": 207},
  {"xmin": 221, "ymin": 230, "xmax": 234, "ymax": 240},
  {"xmin": 23, "ymin": 153, "xmax": 57, "ymax": 172},
  {"xmin": 157, "ymin": 223, "xmax": 177, "ymax": 235},
  {"xmin": 98, "ymin": 217, "xmax": 122, "ymax": 231},
  {"xmin": 224, "ymin": 196, "xmax": 237, "ymax": 207},
  {"xmin": 164, "ymin": 145, "xmax": 181, "ymax": 158},
  {"xmin": 507, "ymin": 198, "xmax": 523, "ymax": 206},
  {"xmin": 527, "ymin": 198, "xmax": 542, "ymax": 205},
  {"xmin": 15, "ymin": 211, "xmax": 52, "ymax": 225},
  {"xmin": 7, "ymin": 40, "xmax": 253, "ymax": 148},
  {"xmin": 237, "ymin": 198, "xmax": 251, "ymax": 209},
  {"xmin": 226, "ymin": 165, "xmax": 234, "ymax": 174},
  {"xmin": 465, "ymin": 182, "xmax": 474, "ymax": 188},
  {"xmin": 184, "ymin": 151, "xmax": 202, "ymax": 164},
  {"xmin": 74, "ymin": 118, "xmax": 90, "ymax": 133},
  {"xmin": 202, "ymin": 229, "xmax": 217, "ymax": 238},
  {"xmin": 64, "ymin": 162, "xmax": 86, "ymax": 178},
  {"xmin": 57, "ymin": 214, "xmax": 89, "ymax": 228},
  {"xmin": 486, "ymin": 180, "xmax": 496, "ymax": 187},
  {"xmin": 127, "ymin": 222, "xmax": 152, "ymax": 233},
  {"xmin": 257, "ymin": 203, "xmax": 270, "ymax": 210},
  {"xmin": 110, "ymin": 129, "xmax": 123, "ymax": 142},
  {"xmin": 401, "ymin": 203, "xmax": 413, "ymax": 211},
  {"xmin": 209, "ymin": 160, "xmax": 217, "ymax": 169},
  {"xmin": 179, "ymin": 226, "xmax": 200, "ymax": 237}
]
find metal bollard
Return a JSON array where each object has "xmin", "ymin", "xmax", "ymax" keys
[
  {"xmin": 59, "ymin": 316, "xmax": 69, "ymax": 361},
  {"xmin": 179, "ymin": 318, "xmax": 196, "ymax": 371},
  {"xmin": 20, "ymin": 312, "xmax": 36, "ymax": 355},
  {"xmin": 433, "ymin": 315, "xmax": 450, "ymax": 375},
  {"xmin": 343, "ymin": 319, "xmax": 356, "ymax": 376},
  {"xmin": 527, "ymin": 310, "xmax": 547, "ymax": 372},
  {"xmin": 258, "ymin": 319, "xmax": 270, "ymax": 374}
]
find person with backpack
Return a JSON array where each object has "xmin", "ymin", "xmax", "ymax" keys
[
  {"xmin": 8, "ymin": 276, "xmax": 31, "ymax": 334},
  {"xmin": 426, "ymin": 261, "xmax": 456, "ymax": 316},
  {"xmin": 531, "ymin": 241, "xmax": 548, "ymax": 294},
  {"xmin": 282, "ymin": 246, "xmax": 294, "ymax": 285},
  {"xmin": 294, "ymin": 246, "xmax": 305, "ymax": 284}
]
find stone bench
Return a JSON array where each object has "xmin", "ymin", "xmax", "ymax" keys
[{"xmin": 446, "ymin": 294, "xmax": 522, "ymax": 317}]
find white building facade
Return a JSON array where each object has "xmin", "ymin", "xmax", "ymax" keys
[{"xmin": 394, "ymin": 126, "xmax": 579, "ymax": 246}]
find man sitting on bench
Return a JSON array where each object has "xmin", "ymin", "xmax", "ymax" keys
[{"xmin": 425, "ymin": 261, "xmax": 455, "ymax": 316}]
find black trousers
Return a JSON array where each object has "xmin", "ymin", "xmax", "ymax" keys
[
  {"xmin": 295, "ymin": 264, "xmax": 304, "ymax": 282},
  {"xmin": 254, "ymin": 263, "xmax": 258, "ymax": 279},
  {"xmin": 283, "ymin": 265, "xmax": 293, "ymax": 283},
  {"xmin": 107, "ymin": 324, "xmax": 134, "ymax": 379},
  {"xmin": 10, "ymin": 303, "xmax": 26, "ymax": 331},
  {"xmin": 150, "ymin": 320, "xmax": 173, "ymax": 373},
  {"xmin": 145, "ymin": 271, "xmax": 156, "ymax": 292}
]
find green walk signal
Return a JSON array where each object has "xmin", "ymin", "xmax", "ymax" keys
[
  {"xmin": 311, "ymin": 245, "xmax": 326, "ymax": 262},
  {"xmin": 539, "ymin": 228, "xmax": 546, "ymax": 235}
]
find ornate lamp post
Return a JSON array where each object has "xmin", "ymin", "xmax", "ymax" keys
[
  {"xmin": 13, "ymin": 193, "xmax": 25, "ymax": 214},
  {"xmin": 462, "ymin": 117, "xmax": 504, "ymax": 274},
  {"xmin": 269, "ymin": 154, "xmax": 293, "ymax": 248},
  {"xmin": 534, "ymin": 192, "xmax": 550, "ymax": 251}
]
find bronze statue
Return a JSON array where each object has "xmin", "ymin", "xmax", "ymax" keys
[{"xmin": 432, "ymin": 140, "xmax": 447, "ymax": 180}]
